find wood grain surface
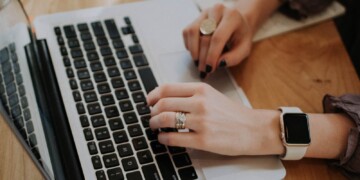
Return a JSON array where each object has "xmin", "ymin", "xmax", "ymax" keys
[{"xmin": 0, "ymin": 0, "xmax": 359, "ymax": 179}]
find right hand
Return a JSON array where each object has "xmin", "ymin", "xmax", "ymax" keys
[{"xmin": 182, "ymin": 4, "xmax": 254, "ymax": 78}]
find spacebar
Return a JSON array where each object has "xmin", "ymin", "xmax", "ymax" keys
[{"xmin": 138, "ymin": 67, "xmax": 158, "ymax": 94}]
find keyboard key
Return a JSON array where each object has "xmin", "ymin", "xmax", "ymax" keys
[
  {"xmin": 74, "ymin": 59, "xmax": 87, "ymax": 69},
  {"xmin": 4, "ymin": 72, "xmax": 14, "ymax": 85},
  {"xmin": 91, "ymin": 155, "xmax": 102, "ymax": 169},
  {"xmin": 172, "ymin": 153, "xmax": 192, "ymax": 167},
  {"xmin": 28, "ymin": 134, "xmax": 37, "ymax": 147},
  {"xmin": 81, "ymin": 32, "xmax": 92, "ymax": 41},
  {"xmin": 168, "ymin": 146, "xmax": 186, "ymax": 154},
  {"xmin": 124, "ymin": 70, "xmax": 137, "ymax": 80},
  {"xmin": 69, "ymin": 80, "xmax": 78, "ymax": 90},
  {"xmin": 76, "ymin": 103, "xmax": 86, "ymax": 114},
  {"xmin": 113, "ymin": 39, "xmax": 124, "ymax": 49},
  {"xmin": 99, "ymin": 140, "xmax": 115, "ymax": 154},
  {"xmin": 97, "ymin": 37, "xmax": 109, "ymax": 46},
  {"xmin": 77, "ymin": 23, "xmax": 89, "ymax": 32},
  {"xmin": 31, "ymin": 147, "xmax": 41, "ymax": 159},
  {"xmin": 145, "ymin": 128, "xmax": 158, "ymax": 141},
  {"xmin": 137, "ymin": 104, "xmax": 150, "ymax": 115},
  {"xmin": 124, "ymin": 17, "xmax": 131, "ymax": 25},
  {"xmin": 151, "ymin": 141, "xmax": 167, "ymax": 154},
  {"xmin": 91, "ymin": 21, "xmax": 105, "ymax": 37},
  {"xmin": 91, "ymin": 115, "xmax": 106, "ymax": 127},
  {"xmin": 109, "ymin": 118, "xmax": 123, "ymax": 131},
  {"xmin": 84, "ymin": 41, "xmax": 96, "ymax": 51},
  {"xmin": 108, "ymin": 67, "xmax": 120, "ymax": 77},
  {"xmin": 20, "ymin": 128, "xmax": 27, "ymax": 139},
  {"xmin": 97, "ymin": 83, "xmax": 111, "ymax": 94},
  {"xmin": 101, "ymin": 94, "xmax": 115, "ymax": 106},
  {"xmin": 129, "ymin": 44, "xmax": 143, "ymax": 54},
  {"xmin": 123, "ymin": 112, "xmax": 138, "ymax": 124},
  {"xmin": 54, "ymin": 27, "xmax": 61, "ymax": 35},
  {"xmin": 141, "ymin": 116, "xmax": 150, "ymax": 128},
  {"xmin": 90, "ymin": 61, "xmax": 103, "ymax": 72},
  {"xmin": 84, "ymin": 91, "xmax": 98, "ymax": 103},
  {"xmin": 121, "ymin": 26, "xmax": 134, "ymax": 35},
  {"xmin": 142, "ymin": 164, "xmax": 161, "ymax": 180},
  {"xmin": 94, "ymin": 72, "xmax": 107, "ymax": 82},
  {"xmin": 105, "ymin": 19, "xmax": 121, "ymax": 39},
  {"xmin": 122, "ymin": 157, "xmax": 138, "ymax": 171},
  {"xmin": 26, "ymin": 121, "xmax": 34, "ymax": 134},
  {"xmin": 116, "ymin": 49, "xmax": 128, "ymax": 59},
  {"xmin": 137, "ymin": 150, "xmax": 153, "ymax": 164},
  {"xmin": 132, "ymin": 137, "xmax": 148, "ymax": 151},
  {"xmin": 105, "ymin": 106, "xmax": 120, "ymax": 118},
  {"xmin": 64, "ymin": 25, "xmax": 77, "ymax": 38},
  {"xmin": 18, "ymin": 85, "xmax": 26, "ymax": 97},
  {"xmin": 94, "ymin": 127, "xmax": 110, "ymax": 140},
  {"xmin": 119, "ymin": 100, "xmax": 133, "ymax": 112},
  {"xmin": 117, "ymin": 143, "xmax": 133, "ymax": 157},
  {"xmin": 104, "ymin": 56, "xmax": 116, "ymax": 66},
  {"xmin": 115, "ymin": 89, "xmax": 128, "ymax": 100},
  {"xmin": 120, "ymin": 59, "xmax": 133, "ymax": 70},
  {"xmin": 23, "ymin": 108, "xmax": 31, "ymax": 120},
  {"xmin": 139, "ymin": 68, "xmax": 158, "ymax": 94},
  {"xmin": 128, "ymin": 124, "xmax": 143, "ymax": 137},
  {"xmin": 113, "ymin": 131, "xmax": 128, "ymax": 144},
  {"xmin": 8, "ymin": 94, "xmax": 19, "ymax": 107},
  {"xmin": 73, "ymin": 91, "xmax": 82, "ymax": 102},
  {"xmin": 80, "ymin": 115, "xmax": 90, "ymax": 127},
  {"xmin": 126, "ymin": 171, "xmax": 142, "ymax": 180},
  {"xmin": 83, "ymin": 128, "xmax": 94, "ymax": 141},
  {"xmin": 87, "ymin": 51, "xmax": 99, "ymax": 61},
  {"xmin": 57, "ymin": 36, "xmax": 64, "ymax": 45},
  {"xmin": 133, "ymin": 54, "xmax": 148, "ymax": 67},
  {"xmin": 178, "ymin": 167, "xmax": 198, "ymax": 180},
  {"xmin": 80, "ymin": 80, "xmax": 94, "ymax": 91},
  {"xmin": 96, "ymin": 170, "xmax": 106, "ymax": 180},
  {"xmin": 87, "ymin": 103, "xmax": 102, "ymax": 115},
  {"xmin": 66, "ymin": 68, "xmax": 74, "ymax": 78},
  {"xmin": 132, "ymin": 92, "xmax": 145, "ymax": 103},
  {"xmin": 107, "ymin": 168, "xmax": 124, "ymax": 180},
  {"xmin": 87, "ymin": 141, "xmax": 98, "ymax": 155},
  {"xmin": 68, "ymin": 39, "xmax": 80, "ymax": 48},
  {"xmin": 128, "ymin": 81, "xmax": 141, "ymax": 91},
  {"xmin": 70, "ymin": 49, "xmax": 83, "ymax": 58},
  {"xmin": 132, "ymin": 34, "xmax": 139, "ymax": 44},
  {"xmin": 111, "ymin": 78, "xmax": 124, "ymax": 89},
  {"xmin": 14, "ymin": 116, "xmax": 24, "ymax": 129},
  {"xmin": 77, "ymin": 69, "xmax": 90, "ymax": 79},
  {"xmin": 63, "ymin": 57, "xmax": 71, "ymax": 67},
  {"xmin": 16, "ymin": 74, "xmax": 23, "ymax": 85},
  {"xmin": 156, "ymin": 154, "xmax": 178, "ymax": 180},
  {"xmin": 100, "ymin": 47, "xmax": 112, "ymax": 56}
]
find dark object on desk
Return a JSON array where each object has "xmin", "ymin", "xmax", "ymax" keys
[{"xmin": 280, "ymin": 0, "xmax": 335, "ymax": 20}]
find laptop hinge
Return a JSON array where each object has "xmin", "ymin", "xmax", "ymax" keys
[{"xmin": 25, "ymin": 39, "xmax": 84, "ymax": 180}]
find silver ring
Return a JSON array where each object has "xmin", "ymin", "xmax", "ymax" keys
[
  {"xmin": 200, "ymin": 18, "xmax": 217, "ymax": 36},
  {"xmin": 175, "ymin": 112, "xmax": 186, "ymax": 129}
]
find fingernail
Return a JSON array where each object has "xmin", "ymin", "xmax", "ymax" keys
[
  {"xmin": 219, "ymin": 60, "xmax": 227, "ymax": 68},
  {"xmin": 205, "ymin": 65, "xmax": 212, "ymax": 73},
  {"xmin": 200, "ymin": 71, "xmax": 207, "ymax": 79},
  {"xmin": 194, "ymin": 60, "xmax": 199, "ymax": 67}
]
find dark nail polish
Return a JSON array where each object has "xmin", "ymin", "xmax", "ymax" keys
[
  {"xmin": 194, "ymin": 60, "xmax": 199, "ymax": 67},
  {"xmin": 219, "ymin": 60, "xmax": 227, "ymax": 68},
  {"xmin": 205, "ymin": 65, "xmax": 212, "ymax": 73},
  {"xmin": 200, "ymin": 71, "xmax": 207, "ymax": 79}
]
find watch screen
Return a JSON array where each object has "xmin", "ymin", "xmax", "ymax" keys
[{"xmin": 284, "ymin": 113, "xmax": 311, "ymax": 144}]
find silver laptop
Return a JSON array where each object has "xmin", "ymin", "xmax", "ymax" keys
[{"xmin": 0, "ymin": 0, "xmax": 285, "ymax": 179}]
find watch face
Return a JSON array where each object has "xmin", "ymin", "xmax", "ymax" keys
[{"xmin": 284, "ymin": 113, "xmax": 311, "ymax": 144}]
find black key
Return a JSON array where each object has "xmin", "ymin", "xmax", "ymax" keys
[
  {"xmin": 77, "ymin": 23, "xmax": 89, "ymax": 31},
  {"xmin": 126, "ymin": 171, "xmax": 142, "ymax": 180},
  {"xmin": 90, "ymin": 61, "xmax": 103, "ymax": 72},
  {"xmin": 60, "ymin": 47, "xmax": 68, "ymax": 56},
  {"xmin": 124, "ymin": 17, "xmax": 131, "ymax": 25},
  {"xmin": 57, "ymin": 36, "xmax": 64, "ymax": 45},
  {"xmin": 80, "ymin": 115, "xmax": 90, "ymax": 127},
  {"xmin": 26, "ymin": 121, "xmax": 34, "ymax": 134},
  {"xmin": 113, "ymin": 131, "xmax": 128, "ymax": 144},
  {"xmin": 91, "ymin": 21, "xmax": 105, "ymax": 37},
  {"xmin": 105, "ymin": 19, "xmax": 121, "ymax": 39},
  {"xmin": 107, "ymin": 168, "xmax": 124, "ymax": 180},
  {"xmin": 105, "ymin": 106, "xmax": 120, "ymax": 118},
  {"xmin": 2, "ymin": 62, "xmax": 11, "ymax": 72},
  {"xmin": 108, "ymin": 67, "xmax": 120, "ymax": 77},
  {"xmin": 97, "ymin": 83, "xmax": 111, "ymax": 94},
  {"xmin": 16, "ymin": 74, "xmax": 23, "ymax": 85},
  {"xmin": 9, "ymin": 43, "xmax": 15, "ymax": 53},
  {"xmin": 101, "ymin": 94, "xmax": 115, "ymax": 106},
  {"xmin": 4, "ymin": 73, "xmax": 14, "ymax": 85},
  {"xmin": 133, "ymin": 54, "xmax": 148, "ymax": 67},
  {"xmin": 116, "ymin": 49, "xmax": 128, "ymax": 59},
  {"xmin": 123, "ymin": 112, "xmax": 138, "ymax": 124},
  {"xmin": 31, "ymin": 147, "xmax": 41, "ymax": 159},
  {"xmin": 81, "ymin": 32, "xmax": 92, "ymax": 41},
  {"xmin": 109, "ymin": 118, "xmax": 123, "ymax": 131},
  {"xmin": 173, "ymin": 153, "xmax": 192, "ymax": 167},
  {"xmin": 104, "ymin": 56, "xmax": 116, "ymax": 67},
  {"xmin": 84, "ymin": 91, "xmax": 98, "ymax": 103},
  {"xmin": 23, "ymin": 108, "xmax": 31, "ymax": 121},
  {"xmin": 76, "ymin": 103, "xmax": 86, "ymax": 114},
  {"xmin": 168, "ymin": 146, "xmax": 186, "ymax": 154},
  {"xmin": 97, "ymin": 37, "xmax": 109, "ymax": 46},
  {"xmin": 111, "ymin": 78, "xmax": 124, "ymax": 89},
  {"xmin": 100, "ymin": 47, "xmax": 112, "ymax": 56},
  {"xmin": 151, "ymin": 141, "xmax": 167, "ymax": 154},
  {"xmin": 128, "ymin": 124, "xmax": 143, "ymax": 137},
  {"xmin": 11, "ymin": 105, "xmax": 21, "ymax": 117},
  {"xmin": 80, "ymin": 80, "xmax": 94, "ymax": 91},
  {"xmin": 120, "ymin": 59, "xmax": 133, "ymax": 70},
  {"xmin": 20, "ymin": 128, "xmax": 27, "ymax": 139},
  {"xmin": 74, "ymin": 59, "xmax": 87, "ymax": 69},
  {"xmin": 128, "ymin": 81, "xmax": 141, "ymax": 91},
  {"xmin": 71, "ymin": 49, "xmax": 83, "ymax": 58},
  {"xmin": 14, "ymin": 116, "xmax": 24, "ymax": 129},
  {"xmin": 156, "ymin": 154, "xmax": 178, "ymax": 180},
  {"xmin": 19, "ymin": 85, "xmax": 26, "ymax": 97},
  {"xmin": 139, "ymin": 68, "xmax": 158, "ymax": 94},
  {"xmin": 68, "ymin": 39, "xmax": 80, "ymax": 48},
  {"xmin": 54, "ymin": 27, "xmax": 61, "ymax": 35},
  {"xmin": 94, "ymin": 72, "xmax": 107, "ymax": 82},
  {"xmin": 137, "ymin": 104, "xmax": 150, "ymax": 115},
  {"xmin": 122, "ymin": 157, "xmax": 138, "ymax": 171},
  {"xmin": 77, "ymin": 69, "xmax": 90, "ymax": 79},
  {"xmin": 84, "ymin": 128, "xmax": 94, "ymax": 141},
  {"xmin": 63, "ymin": 57, "xmax": 71, "ymax": 67},
  {"xmin": 132, "ymin": 137, "xmax": 148, "ymax": 151},
  {"xmin": 11, "ymin": 53, "xmax": 18, "ymax": 62},
  {"xmin": 84, "ymin": 41, "xmax": 96, "ymax": 51},
  {"xmin": 117, "ymin": 143, "xmax": 133, "ymax": 157},
  {"xmin": 94, "ymin": 127, "xmax": 110, "ymax": 140},
  {"xmin": 129, "ymin": 44, "xmax": 143, "ymax": 54},
  {"xmin": 66, "ymin": 68, "xmax": 74, "ymax": 78},
  {"xmin": 91, "ymin": 115, "xmax": 106, "ymax": 127},
  {"xmin": 87, "ymin": 51, "xmax": 99, "ymax": 61},
  {"xmin": 87, "ymin": 141, "xmax": 98, "ymax": 155},
  {"xmin": 132, "ymin": 34, "xmax": 139, "ymax": 44},
  {"xmin": 69, "ymin": 79, "xmax": 78, "ymax": 90},
  {"xmin": 99, "ymin": 140, "xmax": 115, "ymax": 154},
  {"xmin": 141, "ymin": 116, "xmax": 150, "ymax": 128},
  {"xmin": 115, "ymin": 89, "xmax": 128, "ymax": 100},
  {"xmin": 64, "ymin": 25, "xmax": 77, "ymax": 38},
  {"xmin": 73, "ymin": 91, "xmax": 82, "ymax": 102},
  {"xmin": 137, "ymin": 150, "xmax": 153, "ymax": 165},
  {"xmin": 119, "ymin": 100, "xmax": 133, "ymax": 112},
  {"xmin": 13, "ymin": 62, "xmax": 20, "ymax": 73},
  {"xmin": 142, "ymin": 164, "xmax": 161, "ymax": 180},
  {"xmin": 121, "ymin": 26, "xmax": 134, "ymax": 35},
  {"xmin": 0, "ymin": 84, "xmax": 4, "ymax": 94},
  {"xmin": 87, "ymin": 103, "xmax": 102, "ymax": 115},
  {"xmin": 91, "ymin": 155, "xmax": 102, "ymax": 169},
  {"xmin": 96, "ymin": 170, "xmax": 107, "ymax": 180},
  {"xmin": 178, "ymin": 167, "xmax": 198, "ymax": 180},
  {"xmin": 145, "ymin": 128, "xmax": 158, "ymax": 141},
  {"xmin": 113, "ymin": 39, "xmax": 124, "ymax": 49},
  {"xmin": 8, "ymin": 94, "xmax": 19, "ymax": 107},
  {"xmin": 124, "ymin": 70, "xmax": 137, "ymax": 80},
  {"xmin": 132, "ymin": 92, "xmax": 145, "ymax": 103}
]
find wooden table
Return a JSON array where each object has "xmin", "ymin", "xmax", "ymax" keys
[{"xmin": 1, "ymin": 0, "xmax": 359, "ymax": 179}]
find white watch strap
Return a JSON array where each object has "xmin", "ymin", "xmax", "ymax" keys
[{"xmin": 279, "ymin": 107, "xmax": 308, "ymax": 160}]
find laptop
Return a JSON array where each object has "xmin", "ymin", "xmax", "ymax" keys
[{"xmin": 0, "ymin": 0, "xmax": 285, "ymax": 179}]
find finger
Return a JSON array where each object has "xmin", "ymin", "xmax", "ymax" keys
[
  {"xmin": 218, "ymin": 40, "xmax": 251, "ymax": 67},
  {"xmin": 182, "ymin": 26, "xmax": 189, "ymax": 50},
  {"xmin": 186, "ymin": 10, "xmax": 208, "ymax": 63},
  {"xmin": 158, "ymin": 132, "xmax": 199, "ymax": 149},
  {"xmin": 147, "ymin": 83, "xmax": 199, "ymax": 105},
  {"xmin": 151, "ymin": 97, "xmax": 194, "ymax": 116},
  {"xmin": 149, "ymin": 112, "xmax": 197, "ymax": 130},
  {"xmin": 198, "ymin": 36, "xmax": 211, "ymax": 78}
]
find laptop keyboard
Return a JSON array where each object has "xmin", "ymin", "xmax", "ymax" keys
[
  {"xmin": 54, "ymin": 17, "xmax": 197, "ymax": 180},
  {"xmin": 0, "ymin": 44, "xmax": 42, "ymax": 161}
]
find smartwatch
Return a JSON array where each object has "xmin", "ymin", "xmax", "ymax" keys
[{"xmin": 279, "ymin": 107, "xmax": 311, "ymax": 160}]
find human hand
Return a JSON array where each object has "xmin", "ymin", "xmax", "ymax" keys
[
  {"xmin": 147, "ymin": 83, "xmax": 284, "ymax": 156},
  {"xmin": 183, "ymin": 4, "xmax": 254, "ymax": 79}
]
